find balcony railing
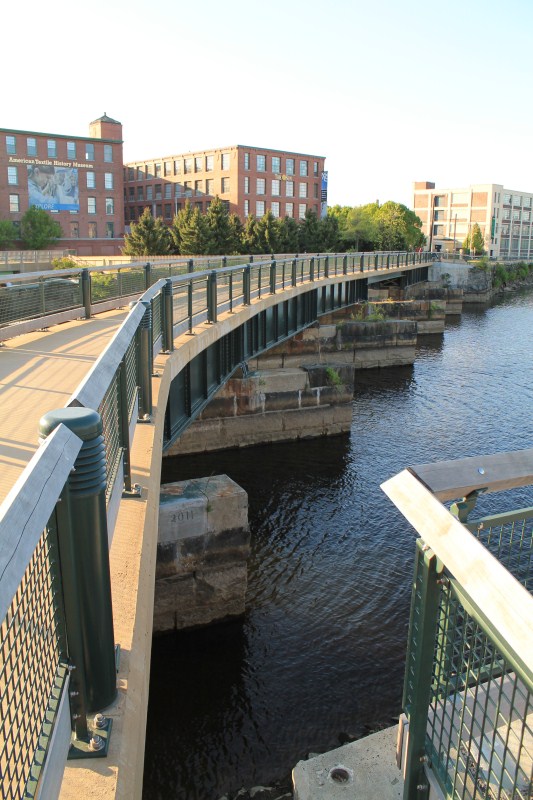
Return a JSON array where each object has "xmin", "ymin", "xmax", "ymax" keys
[{"xmin": 382, "ymin": 451, "xmax": 533, "ymax": 800}]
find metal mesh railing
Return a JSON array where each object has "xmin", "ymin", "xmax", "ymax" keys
[
  {"xmin": 0, "ymin": 518, "xmax": 68, "ymax": 800},
  {"xmin": 124, "ymin": 336, "xmax": 138, "ymax": 419},
  {"xmin": 0, "ymin": 277, "xmax": 82, "ymax": 326},
  {"xmin": 426, "ymin": 581, "xmax": 532, "ymax": 800},
  {"xmin": 99, "ymin": 378, "xmax": 120, "ymax": 501},
  {"xmin": 404, "ymin": 507, "xmax": 533, "ymax": 800}
]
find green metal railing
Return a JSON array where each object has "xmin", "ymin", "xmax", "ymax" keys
[{"xmin": 383, "ymin": 459, "xmax": 533, "ymax": 800}]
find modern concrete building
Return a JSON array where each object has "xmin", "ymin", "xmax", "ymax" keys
[
  {"xmin": 123, "ymin": 145, "xmax": 327, "ymax": 227},
  {"xmin": 1, "ymin": 115, "xmax": 125, "ymax": 255},
  {"xmin": 414, "ymin": 181, "xmax": 533, "ymax": 259}
]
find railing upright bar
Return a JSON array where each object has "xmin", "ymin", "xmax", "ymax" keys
[
  {"xmin": 162, "ymin": 278, "xmax": 174, "ymax": 352},
  {"xmin": 118, "ymin": 358, "xmax": 133, "ymax": 493},
  {"xmin": 138, "ymin": 301, "xmax": 153, "ymax": 420}
]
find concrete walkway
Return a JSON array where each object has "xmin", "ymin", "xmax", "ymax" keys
[{"xmin": 0, "ymin": 309, "xmax": 128, "ymax": 503}]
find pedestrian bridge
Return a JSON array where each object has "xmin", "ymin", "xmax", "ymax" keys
[{"xmin": 1, "ymin": 252, "xmax": 531, "ymax": 800}]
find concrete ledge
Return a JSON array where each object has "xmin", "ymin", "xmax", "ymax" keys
[{"xmin": 292, "ymin": 726, "xmax": 403, "ymax": 800}]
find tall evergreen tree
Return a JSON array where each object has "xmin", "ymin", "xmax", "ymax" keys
[
  {"xmin": 258, "ymin": 211, "xmax": 282, "ymax": 254},
  {"xmin": 278, "ymin": 216, "xmax": 300, "ymax": 253},
  {"xmin": 298, "ymin": 209, "xmax": 322, "ymax": 252},
  {"xmin": 173, "ymin": 202, "xmax": 206, "ymax": 255},
  {"xmin": 228, "ymin": 213, "xmax": 245, "ymax": 254},
  {"xmin": 242, "ymin": 215, "xmax": 262, "ymax": 254},
  {"xmin": 123, "ymin": 208, "xmax": 172, "ymax": 255},
  {"xmin": 203, "ymin": 197, "xmax": 233, "ymax": 254}
]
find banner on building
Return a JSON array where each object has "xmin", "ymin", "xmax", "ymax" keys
[
  {"xmin": 320, "ymin": 171, "xmax": 328, "ymax": 218},
  {"xmin": 27, "ymin": 165, "xmax": 80, "ymax": 211}
]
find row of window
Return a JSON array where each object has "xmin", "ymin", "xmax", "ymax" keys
[
  {"xmin": 5, "ymin": 134, "xmax": 113, "ymax": 162},
  {"xmin": 126, "ymin": 200, "xmax": 229, "ymax": 222},
  {"xmin": 245, "ymin": 154, "xmax": 319, "ymax": 178},
  {"xmin": 5, "ymin": 217, "xmax": 115, "ymax": 239},
  {"xmin": 7, "ymin": 166, "xmax": 114, "ymax": 189},
  {"xmin": 248, "ymin": 178, "xmax": 319, "ymax": 198},
  {"xmin": 8, "ymin": 194, "xmax": 114, "ymax": 215},
  {"xmin": 502, "ymin": 194, "xmax": 532, "ymax": 207},
  {"xmin": 125, "ymin": 178, "xmax": 229, "ymax": 202},
  {"xmin": 124, "ymin": 153, "xmax": 321, "ymax": 181},
  {"xmin": 244, "ymin": 201, "xmax": 317, "ymax": 219},
  {"xmin": 126, "ymin": 153, "xmax": 227, "ymax": 181}
]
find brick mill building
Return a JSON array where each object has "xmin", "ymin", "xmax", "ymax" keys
[
  {"xmin": 0, "ymin": 115, "xmax": 125, "ymax": 256},
  {"xmin": 122, "ymin": 145, "xmax": 327, "ymax": 228}
]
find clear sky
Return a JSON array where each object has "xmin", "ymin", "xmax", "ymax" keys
[{"xmin": 3, "ymin": 0, "xmax": 532, "ymax": 209}]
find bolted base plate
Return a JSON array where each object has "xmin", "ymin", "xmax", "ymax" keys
[
  {"xmin": 122, "ymin": 483, "xmax": 142, "ymax": 498},
  {"xmin": 68, "ymin": 717, "xmax": 112, "ymax": 760}
]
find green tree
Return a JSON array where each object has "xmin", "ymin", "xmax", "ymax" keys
[
  {"xmin": 20, "ymin": 207, "xmax": 62, "ymax": 249},
  {"xmin": 329, "ymin": 204, "xmax": 377, "ymax": 251},
  {"xmin": 463, "ymin": 223, "xmax": 484, "ymax": 256},
  {"xmin": 298, "ymin": 209, "xmax": 322, "ymax": 252},
  {"xmin": 173, "ymin": 202, "xmax": 206, "ymax": 255},
  {"xmin": 278, "ymin": 216, "xmax": 300, "ymax": 253},
  {"xmin": 123, "ymin": 208, "xmax": 172, "ymax": 255},
  {"xmin": 228, "ymin": 213, "xmax": 245, "ymax": 254},
  {"xmin": 242, "ymin": 215, "xmax": 263, "ymax": 254},
  {"xmin": 258, "ymin": 211, "xmax": 282, "ymax": 254},
  {"xmin": 319, "ymin": 213, "xmax": 340, "ymax": 251},
  {"xmin": 203, "ymin": 197, "xmax": 233, "ymax": 254},
  {"xmin": 0, "ymin": 220, "xmax": 17, "ymax": 249},
  {"xmin": 374, "ymin": 201, "xmax": 424, "ymax": 251}
]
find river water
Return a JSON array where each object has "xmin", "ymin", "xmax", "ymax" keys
[{"xmin": 142, "ymin": 289, "xmax": 533, "ymax": 800}]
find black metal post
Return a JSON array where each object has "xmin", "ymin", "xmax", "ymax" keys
[
  {"xmin": 144, "ymin": 262, "xmax": 152, "ymax": 290},
  {"xmin": 138, "ymin": 301, "xmax": 153, "ymax": 419},
  {"xmin": 270, "ymin": 259, "xmax": 276, "ymax": 294},
  {"xmin": 343, "ymin": 255, "xmax": 348, "ymax": 275},
  {"xmin": 310, "ymin": 257, "xmax": 315, "ymax": 282},
  {"xmin": 207, "ymin": 270, "xmax": 218, "ymax": 323},
  {"xmin": 81, "ymin": 269, "xmax": 91, "ymax": 319},
  {"xmin": 39, "ymin": 408, "xmax": 117, "ymax": 715},
  {"xmin": 162, "ymin": 278, "xmax": 174, "ymax": 352},
  {"xmin": 291, "ymin": 259, "xmax": 297, "ymax": 286},
  {"xmin": 243, "ymin": 265, "xmax": 251, "ymax": 305}
]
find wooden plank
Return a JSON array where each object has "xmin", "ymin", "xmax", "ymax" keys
[
  {"xmin": 0, "ymin": 425, "xmax": 82, "ymax": 623},
  {"xmin": 381, "ymin": 469, "xmax": 533, "ymax": 683},
  {"xmin": 409, "ymin": 448, "xmax": 533, "ymax": 501},
  {"xmin": 68, "ymin": 302, "xmax": 145, "ymax": 411}
]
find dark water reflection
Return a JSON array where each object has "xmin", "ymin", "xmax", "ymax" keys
[{"xmin": 143, "ymin": 290, "xmax": 533, "ymax": 799}]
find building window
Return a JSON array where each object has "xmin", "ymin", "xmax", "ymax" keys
[
  {"xmin": 271, "ymin": 201, "xmax": 280, "ymax": 218},
  {"xmin": 88, "ymin": 222, "xmax": 97, "ymax": 238},
  {"xmin": 47, "ymin": 140, "xmax": 57, "ymax": 158},
  {"xmin": 285, "ymin": 202, "xmax": 293, "ymax": 218},
  {"xmin": 272, "ymin": 156, "xmax": 281, "ymax": 174},
  {"xmin": 67, "ymin": 141, "xmax": 76, "ymax": 159},
  {"xmin": 257, "ymin": 155, "xmax": 266, "ymax": 172},
  {"xmin": 513, "ymin": 195, "xmax": 521, "ymax": 206},
  {"xmin": 244, "ymin": 152, "xmax": 250, "ymax": 170},
  {"xmin": 128, "ymin": 187, "xmax": 135, "ymax": 201},
  {"xmin": 286, "ymin": 158, "xmax": 295, "ymax": 176},
  {"xmin": 105, "ymin": 222, "xmax": 114, "ymax": 238},
  {"xmin": 184, "ymin": 182, "xmax": 192, "ymax": 198},
  {"xmin": 88, "ymin": 197, "xmax": 96, "ymax": 214},
  {"xmin": 7, "ymin": 166, "xmax": 18, "ymax": 185},
  {"xmin": 244, "ymin": 199, "xmax": 249, "ymax": 217},
  {"xmin": 164, "ymin": 184, "xmax": 172, "ymax": 199},
  {"xmin": 86, "ymin": 171, "xmax": 96, "ymax": 189},
  {"xmin": 137, "ymin": 187, "xmax": 144, "ymax": 201},
  {"xmin": 155, "ymin": 184, "xmax": 162, "ymax": 200},
  {"xmin": 503, "ymin": 193, "xmax": 511, "ymax": 205},
  {"xmin": 146, "ymin": 186, "xmax": 153, "ymax": 202},
  {"xmin": 137, "ymin": 167, "xmax": 144, "ymax": 180},
  {"xmin": 155, "ymin": 163, "xmax": 162, "ymax": 178},
  {"xmin": 195, "ymin": 180, "xmax": 203, "ymax": 196},
  {"xmin": 163, "ymin": 161, "xmax": 171, "ymax": 177},
  {"xmin": 86, "ymin": 142, "xmax": 95, "ymax": 161},
  {"xmin": 175, "ymin": 184, "xmax": 182, "ymax": 198},
  {"xmin": 523, "ymin": 196, "xmax": 531, "ymax": 209},
  {"xmin": 184, "ymin": 158, "xmax": 193, "ymax": 174},
  {"xmin": 193, "ymin": 157, "xmax": 202, "ymax": 173},
  {"xmin": 221, "ymin": 153, "xmax": 230, "ymax": 170},
  {"xmin": 286, "ymin": 180, "xmax": 294, "ymax": 197},
  {"xmin": 299, "ymin": 183, "xmax": 308, "ymax": 198},
  {"xmin": 299, "ymin": 203, "xmax": 306, "ymax": 219},
  {"xmin": 256, "ymin": 200, "xmax": 265, "ymax": 217},
  {"xmin": 221, "ymin": 177, "xmax": 230, "ymax": 194},
  {"xmin": 127, "ymin": 167, "xmax": 134, "ymax": 181},
  {"xmin": 174, "ymin": 160, "xmax": 181, "ymax": 175},
  {"xmin": 106, "ymin": 198, "xmax": 114, "ymax": 215},
  {"xmin": 175, "ymin": 202, "xmax": 182, "ymax": 213},
  {"xmin": 314, "ymin": 183, "xmax": 319, "ymax": 199},
  {"xmin": 523, "ymin": 210, "xmax": 531, "ymax": 222},
  {"xmin": 104, "ymin": 172, "xmax": 114, "ymax": 190},
  {"xmin": 104, "ymin": 145, "xmax": 113, "ymax": 163},
  {"xmin": 272, "ymin": 179, "xmax": 280, "ymax": 196},
  {"xmin": 164, "ymin": 204, "xmax": 172, "ymax": 219},
  {"xmin": 299, "ymin": 160, "xmax": 308, "ymax": 177},
  {"xmin": 513, "ymin": 210, "xmax": 521, "ymax": 221},
  {"xmin": 206, "ymin": 179, "xmax": 214, "ymax": 195},
  {"xmin": 256, "ymin": 178, "xmax": 265, "ymax": 194},
  {"xmin": 6, "ymin": 135, "xmax": 16, "ymax": 155},
  {"xmin": 9, "ymin": 194, "xmax": 19, "ymax": 213},
  {"xmin": 71, "ymin": 221, "xmax": 79, "ymax": 238},
  {"xmin": 27, "ymin": 137, "xmax": 37, "ymax": 156},
  {"xmin": 314, "ymin": 161, "xmax": 319, "ymax": 176},
  {"xmin": 244, "ymin": 177, "xmax": 250, "ymax": 194},
  {"xmin": 433, "ymin": 195, "xmax": 446, "ymax": 208},
  {"xmin": 205, "ymin": 155, "xmax": 214, "ymax": 172}
]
